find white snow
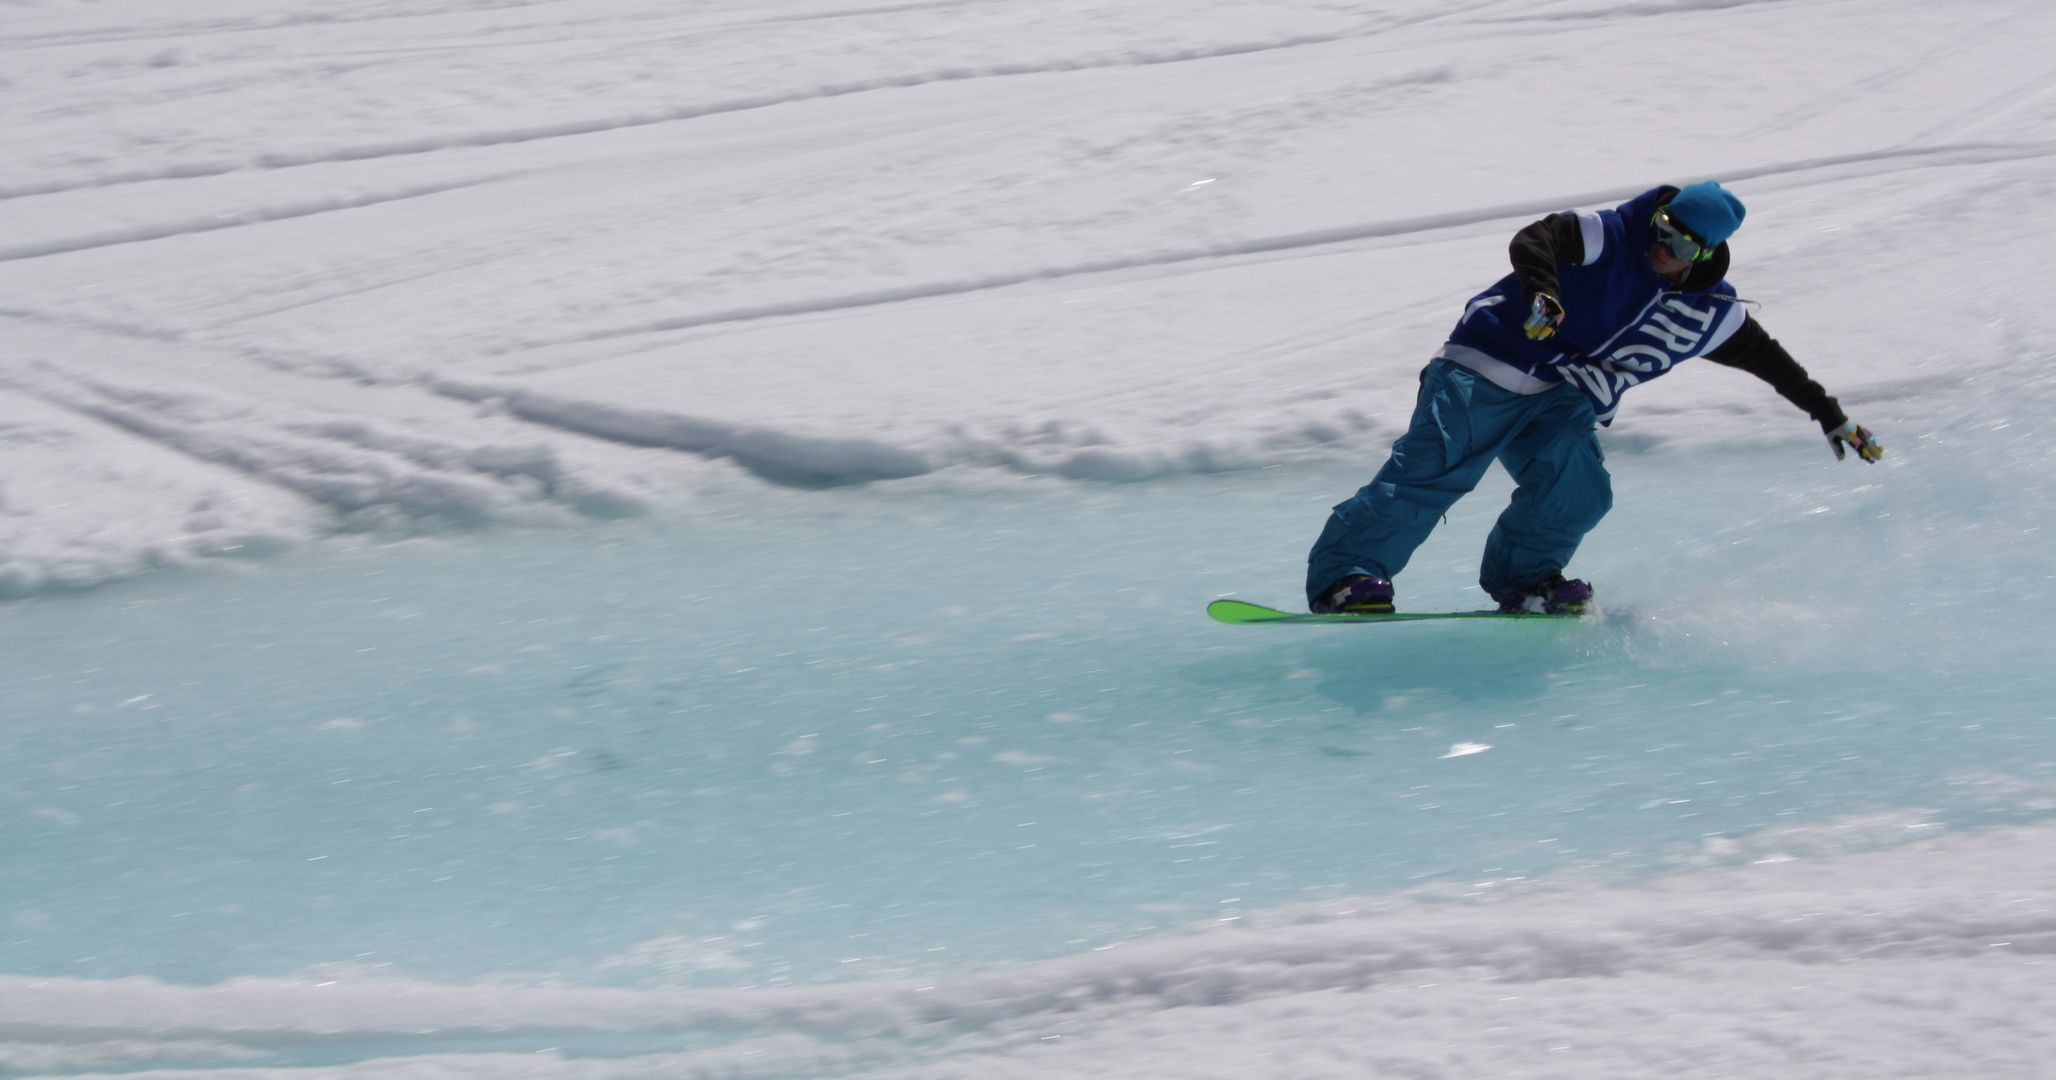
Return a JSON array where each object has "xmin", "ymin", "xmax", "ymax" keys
[
  {"xmin": 4, "ymin": 0, "xmax": 2056, "ymax": 1075},
  {"xmin": 6, "ymin": 821, "xmax": 2056, "ymax": 1078},
  {"xmin": 6, "ymin": 0, "xmax": 2051, "ymax": 589}
]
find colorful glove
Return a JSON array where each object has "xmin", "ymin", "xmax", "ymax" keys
[
  {"xmin": 1523, "ymin": 293, "xmax": 1566, "ymax": 341},
  {"xmin": 1827, "ymin": 421, "xmax": 1883, "ymax": 463}
]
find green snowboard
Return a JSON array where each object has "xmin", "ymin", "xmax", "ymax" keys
[{"xmin": 1207, "ymin": 599, "xmax": 1581, "ymax": 625}]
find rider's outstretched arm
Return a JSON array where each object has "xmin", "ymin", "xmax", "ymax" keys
[{"xmin": 1704, "ymin": 317, "xmax": 1883, "ymax": 461}]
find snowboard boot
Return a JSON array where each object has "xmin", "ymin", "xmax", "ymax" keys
[
  {"xmin": 1491, "ymin": 572, "xmax": 1592, "ymax": 615},
  {"xmin": 1311, "ymin": 573, "xmax": 1396, "ymax": 615}
]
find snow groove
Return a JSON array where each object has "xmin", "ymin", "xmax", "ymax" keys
[
  {"xmin": 526, "ymin": 140, "xmax": 2056, "ymax": 348},
  {"xmin": 61, "ymin": 385, "xmax": 532, "ymax": 523},
  {"xmin": 1480, "ymin": 0, "xmax": 1789, "ymax": 24},
  {"xmin": 430, "ymin": 381, "xmax": 1350, "ymax": 487},
  {"xmin": 530, "ymin": 197, "xmax": 1645, "ymax": 346},
  {"xmin": 2, "ymin": 361, "xmax": 651, "ymax": 527},
  {"xmin": 0, "ymin": 31, "xmax": 1360, "ymax": 200},
  {"xmin": 0, "ymin": 178, "xmax": 505, "ymax": 262},
  {"xmin": 435, "ymin": 381, "xmax": 932, "ymax": 488}
]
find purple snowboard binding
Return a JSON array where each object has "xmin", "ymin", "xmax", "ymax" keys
[
  {"xmin": 1311, "ymin": 574, "xmax": 1396, "ymax": 615},
  {"xmin": 1492, "ymin": 572, "xmax": 1593, "ymax": 615}
]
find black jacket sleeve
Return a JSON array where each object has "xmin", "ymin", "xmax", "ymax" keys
[
  {"xmin": 1508, "ymin": 213, "xmax": 1585, "ymax": 304},
  {"xmin": 1701, "ymin": 316, "xmax": 1847, "ymax": 433}
]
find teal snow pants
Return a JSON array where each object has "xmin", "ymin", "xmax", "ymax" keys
[{"xmin": 1306, "ymin": 358, "xmax": 1612, "ymax": 605}]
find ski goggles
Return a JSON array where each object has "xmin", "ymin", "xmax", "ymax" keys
[{"xmin": 1651, "ymin": 206, "xmax": 1717, "ymax": 262}]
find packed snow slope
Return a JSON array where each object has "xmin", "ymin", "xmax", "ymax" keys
[
  {"xmin": 4, "ymin": 0, "xmax": 2056, "ymax": 1078},
  {"xmin": 1, "ymin": 0, "xmax": 2050, "ymax": 589}
]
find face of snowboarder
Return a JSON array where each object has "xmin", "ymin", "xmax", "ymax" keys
[{"xmin": 1646, "ymin": 241, "xmax": 1692, "ymax": 284}]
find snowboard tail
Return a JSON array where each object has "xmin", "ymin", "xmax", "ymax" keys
[{"xmin": 1206, "ymin": 599, "xmax": 1580, "ymax": 625}]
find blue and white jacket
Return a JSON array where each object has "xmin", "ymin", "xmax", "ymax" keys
[{"xmin": 1436, "ymin": 186, "xmax": 1751, "ymax": 425}]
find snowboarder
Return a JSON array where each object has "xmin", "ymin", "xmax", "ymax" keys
[{"xmin": 1306, "ymin": 181, "xmax": 1882, "ymax": 616}]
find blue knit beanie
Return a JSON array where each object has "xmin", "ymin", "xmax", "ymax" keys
[{"xmin": 1667, "ymin": 181, "xmax": 1746, "ymax": 245}]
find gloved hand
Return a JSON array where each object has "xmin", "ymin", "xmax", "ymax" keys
[
  {"xmin": 1827, "ymin": 420, "xmax": 1883, "ymax": 463},
  {"xmin": 1523, "ymin": 293, "xmax": 1566, "ymax": 341}
]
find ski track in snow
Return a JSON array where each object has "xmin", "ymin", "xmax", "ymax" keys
[
  {"xmin": 0, "ymin": 32, "xmax": 1373, "ymax": 197},
  {"xmin": 0, "ymin": 0, "xmax": 1447, "ymax": 197},
  {"xmin": 510, "ymin": 139, "xmax": 2056, "ymax": 346},
  {"xmin": 0, "ymin": 178, "xmax": 513, "ymax": 263}
]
